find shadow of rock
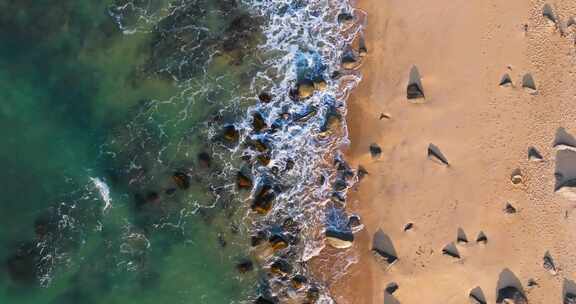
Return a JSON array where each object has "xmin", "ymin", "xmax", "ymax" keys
[
  {"xmin": 469, "ymin": 286, "xmax": 487, "ymax": 304},
  {"xmin": 496, "ymin": 268, "xmax": 527, "ymax": 304},
  {"xmin": 372, "ymin": 229, "xmax": 398, "ymax": 268}
]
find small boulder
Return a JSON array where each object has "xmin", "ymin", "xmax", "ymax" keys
[
  {"xmin": 325, "ymin": 229, "xmax": 354, "ymax": 249},
  {"xmin": 504, "ymin": 203, "xmax": 517, "ymax": 214},
  {"xmin": 499, "ymin": 73, "xmax": 513, "ymax": 87},
  {"xmin": 172, "ymin": 172, "xmax": 191, "ymax": 189},
  {"xmin": 251, "ymin": 184, "xmax": 276, "ymax": 214},
  {"xmin": 565, "ymin": 293, "xmax": 576, "ymax": 304},
  {"xmin": 237, "ymin": 172, "xmax": 253, "ymax": 189},
  {"xmin": 496, "ymin": 286, "xmax": 527, "ymax": 304},
  {"xmin": 457, "ymin": 228, "xmax": 468, "ymax": 244},
  {"xmin": 511, "ymin": 169, "xmax": 523, "ymax": 185},
  {"xmin": 258, "ymin": 92, "xmax": 272, "ymax": 103},
  {"xmin": 528, "ymin": 147, "xmax": 543, "ymax": 161},
  {"xmin": 385, "ymin": 282, "xmax": 399, "ymax": 294},
  {"xmin": 522, "ymin": 73, "xmax": 537, "ymax": 94},
  {"xmin": 370, "ymin": 143, "xmax": 382, "ymax": 158},
  {"xmin": 403, "ymin": 222, "xmax": 414, "ymax": 232},
  {"xmin": 476, "ymin": 231, "xmax": 488, "ymax": 244},
  {"xmin": 236, "ymin": 259, "xmax": 254, "ymax": 273},
  {"xmin": 223, "ymin": 125, "xmax": 240, "ymax": 142},
  {"xmin": 291, "ymin": 274, "xmax": 307, "ymax": 290},
  {"xmin": 270, "ymin": 259, "xmax": 292, "ymax": 276},
  {"xmin": 442, "ymin": 242, "xmax": 460, "ymax": 259},
  {"xmin": 428, "ymin": 144, "xmax": 450, "ymax": 166},
  {"xmin": 252, "ymin": 112, "xmax": 267, "ymax": 132},
  {"xmin": 543, "ymin": 252, "xmax": 557, "ymax": 274},
  {"xmin": 407, "ymin": 66, "xmax": 425, "ymax": 100},
  {"xmin": 297, "ymin": 80, "xmax": 315, "ymax": 100}
]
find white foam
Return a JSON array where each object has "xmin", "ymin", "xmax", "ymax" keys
[{"xmin": 90, "ymin": 177, "xmax": 112, "ymax": 212}]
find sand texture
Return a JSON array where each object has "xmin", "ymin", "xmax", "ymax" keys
[{"xmin": 315, "ymin": 0, "xmax": 576, "ymax": 303}]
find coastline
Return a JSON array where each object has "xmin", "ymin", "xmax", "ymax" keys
[{"xmin": 316, "ymin": 0, "xmax": 576, "ymax": 303}]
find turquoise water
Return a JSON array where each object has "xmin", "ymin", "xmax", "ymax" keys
[
  {"xmin": 0, "ymin": 0, "xmax": 363, "ymax": 303},
  {"xmin": 0, "ymin": 1, "xmax": 261, "ymax": 303}
]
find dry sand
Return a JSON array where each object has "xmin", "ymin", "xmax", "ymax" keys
[{"xmin": 313, "ymin": 0, "xmax": 576, "ymax": 303}]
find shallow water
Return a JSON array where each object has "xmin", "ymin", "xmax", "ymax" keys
[{"xmin": 0, "ymin": 0, "xmax": 363, "ymax": 303}]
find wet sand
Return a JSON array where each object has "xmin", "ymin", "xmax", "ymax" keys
[{"xmin": 319, "ymin": 0, "xmax": 576, "ymax": 303}]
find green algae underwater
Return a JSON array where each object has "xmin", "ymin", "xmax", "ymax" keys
[{"xmin": 0, "ymin": 0, "xmax": 267, "ymax": 303}]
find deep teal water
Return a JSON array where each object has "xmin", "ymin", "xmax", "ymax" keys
[{"xmin": 0, "ymin": 1, "xmax": 264, "ymax": 303}]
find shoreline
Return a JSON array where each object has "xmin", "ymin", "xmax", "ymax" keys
[{"xmin": 315, "ymin": 0, "xmax": 576, "ymax": 303}]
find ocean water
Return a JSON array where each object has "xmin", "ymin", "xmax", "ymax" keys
[{"xmin": 0, "ymin": 0, "xmax": 364, "ymax": 303}]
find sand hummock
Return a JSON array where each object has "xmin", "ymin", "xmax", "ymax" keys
[{"xmin": 311, "ymin": 0, "xmax": 576, "ymax": 303}]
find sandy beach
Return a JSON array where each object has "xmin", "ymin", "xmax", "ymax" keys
[{"xmin": 315, "ymin": 0, "xmax": 576, "ymax": 303}]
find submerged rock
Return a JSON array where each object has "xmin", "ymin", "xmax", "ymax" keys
[
  {"xmin": 268, "ymin": 233, "xmax": 289, "ymax": 252},
  {"xmin": 172, "ymin": 171, "xmax": 191, "ymax": 189},
  {"xmin": 236, "ymin": 259, "xmax": 254, "ymax": 273},
  {"xmin": 198, "ymin": 152, "xmax": 211, "ymax": 168}
]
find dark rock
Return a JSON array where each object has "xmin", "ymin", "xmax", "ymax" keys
[
  {"xmin": 291, "ymin": 274, "xmax": 307, "ymax": 290},
  {"xmin": 476, "ymin": 231, "xmax": 488, "ymax": 244},
  {"xmin": 258, "ymin": 92, "xmax": 272, "ymax": 103},
  {"xmin": 372, "ymin": 230, "xmax": 399, "ymax": 267},
  {"xmin": 198, "ymin": 152, "xmax": 212, "ymax": 168},
  {"xmin": 442, "ymin": 242, "xmax": 460, "ymax": 259},
  {"xmin": 237, "ymin": 172, "xmax": 253, "ymax": 189},
  {"xmin": 358, "ymin": 35, "xmax": 368, "ymax": 56},
  {"xmin": 543, "ymin": 252, "xmax": 557, "ymax": 274},
  {"xmin": 527, "ymin": 279, "xmax": 538, "ymax": 287},
  {"xmin": 252, "ymin": 112, "xmax": 267, "ymax": 132},
  {"xmin": 306, "ymin": 286, "xmax": 320, "ymax": 303},
  {"xmin": 254, "ymin": 296, "xmax": 277, "ymax": 304},
  {"xmin": 496, "ymin": 286, "xmax": 527, "ymax": 304},
  {"xmin": 165, "ymin": 188, "xmax": 177, "ymax": 196},
  {"xmin": 256, "ymin": 153, "xmax": 271, "ymax": 166},
  {"xmin": 522, "ymin": 73, "xmax": 537, "ymax": 94},
  {"xmin": 223, "ymin": 125, "xmax": 240, "ymax": 143},
  {"xmin": 404, "ymin": 222, "xmax": 414, "ymax": 231},
  {"xmin": 528, "ymin": 147, "xmax": 543, "ymax": 161},
  {"xmin": 337, "ymin": 12, "xmax": 354, "ymax": 24},
  {"xmin": 5, "ymin": 243, "xmax": 39, "ymax": 284},
  {"xmin": 217, "ymin": 233, "xmax": 227, "ymax": 247},
  {"xmin": 385, "ymin": 282, "xmax": 399, "ymax": 294},
  {"xmin": 326, "ymin": 229, "xmax": 354, "ymax": 249},
  {"xmin": 499, "ymin": 73, "xmax": 513, "ymax": 87},
  {"xmin": 428, "ymin": 144, "xmax": 450, "ymax": 166},
  {"xmin": 341, "ymin": 48, "xmax": 358, "ymax": 70},
  {"xmin": 469, "ymin": 287, "xmax": 487, "ymax": 304},
  {"xmin": 565, "ymin": 293, "xmax": 576, "ymax": 304},
  {"xmin": 236, "ymin": 259, "xmax": 254, "ymax": 273},
  {"xmin": 313, "ymin": 77, "xmax": 328, "ymax": 91},
  {"xmin": 251, "ymin": 231, "xmax": 267, "ymax": 247},
  {"xmin": 543, "ymin": 4, "xmax": 557, "ymax": 24},
  {"xmin": 348, "ymin": 215, "xmax": 362, "ymax": 229},
  {"xmin": 370, "ymin": 143, "xmax": 382, "ymax": 158},
  {"xmin": 270, "ymin": 259, "xmax": 291, "ymax": 276},
  {"xmin": 407, "ymin": 66, "xmax": 425, "ymax": 100},
  {"xmin": 249, "ymin": 138, "xmax": 269, "ymax": 153},
  {"xmin": 251, "ymin": 184, "xmax": 276, "ymax": 214},
  {"xmin": 357, "ymin": 165, "xmax": 369, "ymax": 180},
  {"xmin": 504, "ymin": 203, "xmax": 517, "ymax": 214},
  {"xmin": 457, "ymin": 228, "xmax": 468, "ymax": 244},
  {"xmin": 268, "ymin": 233, "xmax": 289, "ymax": 252},
  {"xmin": 297, "ymin": 79, "xmax": 315, "ymax": 100},
  {"xmin": 172, "ymin": 172, "xmax": 191, "ymax": 189}
]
